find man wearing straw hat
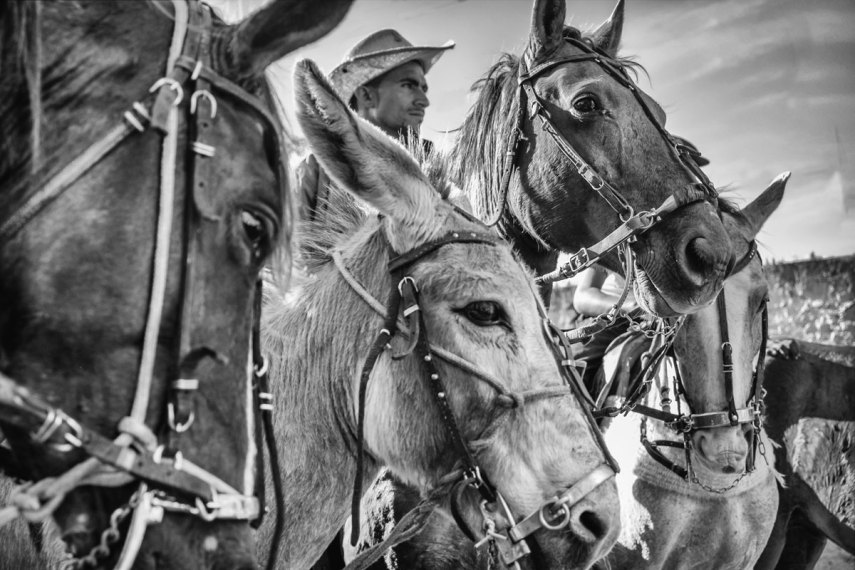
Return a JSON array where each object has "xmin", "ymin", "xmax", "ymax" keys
[{"xmin": 296, "ymin": 29, "xmax": 454, "ymax": 227}]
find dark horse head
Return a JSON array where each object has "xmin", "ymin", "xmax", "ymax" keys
[
  {"xmin": 450, "ymin": 0, "xmax": 733, "ymax": 315},
  {"xmin": 0, "ymin": 1, "xmax": 351, "ymax": 569}
]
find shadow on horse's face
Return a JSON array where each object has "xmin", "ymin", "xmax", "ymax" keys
[{"xmin": 0, "ymin": 1, "xmax": 352, "ymax": 568}]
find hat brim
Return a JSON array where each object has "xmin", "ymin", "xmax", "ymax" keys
[{"xmin": 329, "ymin": 41, "xmax": 455, "ymax": 104}]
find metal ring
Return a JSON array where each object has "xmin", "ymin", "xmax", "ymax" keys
[
  {"xmin": 397, "ymin": 275, "xmax": 419, "ymax": 295},
  {"xmin": 152, "ymin": 444, "xmax": 165, "ymax": 464},
  {"xmin": 190, "ymin": 89, "xmax": 217, "ymax": 118},
  {"xmin": 194, "ymin": 497, "xmax": 218, "ymax": 522},
  {"xmin": 619, "ymin": 206, "xmax": 636, "ymax": 223},
  {"xmin": 538, "ymin": 501, "xmax": 572, "ymax": 531},
  {"xmin": 167, "ymin": 402, "xmax": 195, "ymax": 433},
  {"xmin": 254, "ymin": 355, "xmax": 269, "ymax": 377},
  {"xmin": 148, "ymin": 77, "xmax": 184, "ymax": 106}
]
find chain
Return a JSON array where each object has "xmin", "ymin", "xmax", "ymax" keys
[
  {"xmin": 60, "ymin": 488, "xmax": 144, "ymax": 569},
  {"xmin": 627, "ymin": 314, "xmax": 685, "ymax": 340},
  {"xmin": 687, "ymin": 456, "xmax": 753, "ymax": 495}
]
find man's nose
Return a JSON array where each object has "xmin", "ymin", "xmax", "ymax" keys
[{"xmin": 415, "ymin": 89, "xmax": 429, "ymax": 108}]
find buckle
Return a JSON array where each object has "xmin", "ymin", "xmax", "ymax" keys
[{"xmin": 561, "ymin": 247, "xmax": 590, "ymax": 277}]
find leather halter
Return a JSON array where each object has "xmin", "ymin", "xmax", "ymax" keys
[
  {"xmin": 336, "ymin": 211, "xmax": 616, "ymax": 568},
  {"xmin": 601, "ymin": 241, "xmax": 769, "ymax": 487},
  {"xmin": 0, "ymin": 2, "xmax": 284, "ymax": 568},
  {"xmin": 482, "ymin": 36, "xmax": 718, "ymax": 285}
]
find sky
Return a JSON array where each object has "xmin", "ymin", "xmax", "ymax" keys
[{"xmin": 218, "ymin": 0, "xmax": 855, "ymax": 262}]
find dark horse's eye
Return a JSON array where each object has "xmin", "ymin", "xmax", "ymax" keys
[
  {"xmin": 573, "ymin": 95, "xmax": 600, "ymax": 114},
  {"xmin": 460, "ymin": 301, "xmax": 506, "ymax": 327},
  {"xmin": 240, "ymin": 210, "xmax": 268, "ymax": 260}
]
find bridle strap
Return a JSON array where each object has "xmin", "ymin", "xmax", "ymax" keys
[
  {"xmin": 252, "ymin": 280, "xmax": 285, "ymax": 570},
  {"xmin": 350, "ymin": 277, "xmax": 402, "ymax": 546},
  {"xmin": 717, "ymin": 291, "xmax": 739, "ymax": 424}
]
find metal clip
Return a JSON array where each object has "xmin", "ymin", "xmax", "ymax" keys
[
  {"xmin": 254, "ymin": 355, "xmax": 269, "ymax": 378},
  {"xmin": 190, "ymin": 89, "xmax": 218, "ymax": 118},
  {"xmin": 167, "ymin": 402, "xmax": 195, "ymax": 433},
  {"xmin": 149, "ymin": 78, "xmax": 184, "ymax": 106}
]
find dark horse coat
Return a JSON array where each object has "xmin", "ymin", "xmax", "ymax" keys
[{"xmin": 755, "ymin": 339, "xmax": 855, "ymax": 570}]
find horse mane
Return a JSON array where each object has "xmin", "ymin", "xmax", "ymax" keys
[
  {"xmin": 447, "ymin": 25, "xmax": 645, "ymax": 219},
  {"xmin": 0, "ymin": 1, "xmax": 42, "ymax": 177}
]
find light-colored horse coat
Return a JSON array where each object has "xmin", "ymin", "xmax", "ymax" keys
[
  {"xmin": 599, "ymin": 177, "xmax": 789, "ymax": 569},
  {"xmin": 257, "ymin": 60, "xmax": 620, "ymax": 569}
]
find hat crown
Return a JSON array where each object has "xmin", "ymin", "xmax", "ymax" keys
[{"xmin": 345, "ymin": 29, "xmax": 414, "ymax": 61}]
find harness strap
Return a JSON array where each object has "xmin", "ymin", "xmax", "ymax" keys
[
  {"xmin": 0, "ymin": 113, "xmax": 150, "ymax": 241},
  {"xmin": 640, "ymin": 434, "xmax": 689, "ymax": 479},
  {"xmin": 717, "ymin": 292, "xmax": 740, "ymax": 425},
  {"xmin": 350, "ymin": 286, "xmax": 401, "ymax": 546},
  {"xmin": 537, "ymin": 214, "xmax": 651, "ymax": 284}
]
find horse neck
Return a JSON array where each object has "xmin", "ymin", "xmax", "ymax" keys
[
  {"xmin": 262, "ymin": 236, "xmax": 388, "ymax": 565},
  {"xmin": 497, "ymin": 212, "xmax": 559, "ymax": 307}
]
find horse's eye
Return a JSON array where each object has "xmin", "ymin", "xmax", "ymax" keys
[
  {"xmin": 461, "ymin": 301, "xmax": 506, "ymax": 327},
  {"xmin": 573, "ymin": 95, "xmax": 600, "ymax": 114},
  {"xmin": 240, "ymin": 210, "xmax": 268, "ymax": 260}
]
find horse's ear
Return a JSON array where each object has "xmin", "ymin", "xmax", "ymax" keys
[
  {"xmin": 223, "ymin": 0, "xmax": 354, "ymax": 81},
  {"xmin": 528, "ymin": 0, "xmax": 566, "ymax": 60},
  {"xmin": 293, "ymin": 59, "xmax": 444, "ymax": 251},
  {"xmin": 741, "ymin": 171, "xmax": 790, "ymax": 238},
  {"xmin": 590, "ymin": 0, "xmax": 625, "ymax": 58}
]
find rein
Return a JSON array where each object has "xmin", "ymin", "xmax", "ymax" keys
[
  {"xmin": 596, "ymin": 241, "xmax": 769, "ymax": 492},
  {"xmin": 334, "ymin": 218, "xmax": 616, "ymax": 569},
  {"xmin": 480, "ymin": 36, "xmax": 718, "ymax": 285},
  {"xmin": 0, "ymin": 2, "xmax": 284, "ymax": 567}
]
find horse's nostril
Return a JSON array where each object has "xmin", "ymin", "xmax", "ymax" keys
[
  {"xmin": 578, "ymin": 510, "xmax": 608, "ymax": 541},
  {"xmin": 685, "ymin": 236, "xmax": 716, "ymax": 277}
]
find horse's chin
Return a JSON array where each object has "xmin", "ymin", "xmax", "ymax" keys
[
  {"xmin": 694, "ymin": 450, "xmax": 748, "ymax": 475},
  {"xmin": 633, "ymin": 263, "xmax": 708, "ymax": 317}
]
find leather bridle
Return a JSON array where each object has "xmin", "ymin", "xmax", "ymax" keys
[
  {"xmin": 336, "ymin": 210, "xmax": 617, "ymax": 569},
  {"xmin": 485, "ymin": 36, "xmax": 719, "ymax": 293},
  {"xmin": 0, "ymin": 2, "xmax": 284, "ymax": 568},
  {"xmin": 595, "ymin": 241, "xmax": 769, "ymax": 491}
]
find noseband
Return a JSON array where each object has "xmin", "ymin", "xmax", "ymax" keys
[
  {"xmin": 336, "ymin": 210, "xmax": 616, "ymax": 569},
  {"xmin": 485, "ymin": 36, "xmax": 718, "ymax": 292},
  {"xmin": 0, "ymin": 2, "xmax": 284, "ymax": 568},
  {"xmin": 596, "ymin": 241, "xmax": 769, "ymax": 492}
]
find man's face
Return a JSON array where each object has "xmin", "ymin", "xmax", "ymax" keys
[{"xmin": 361, "ymin": 61, "xmax": 430, "ymax": 134}]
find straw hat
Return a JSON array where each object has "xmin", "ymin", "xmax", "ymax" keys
[{"xmin": 329, "ymin": 29, "xmax": 455, "ymax": 104}]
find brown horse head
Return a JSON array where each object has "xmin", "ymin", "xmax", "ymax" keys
[
  {"xmin": 451, "ymin": 0, "xmax": 733, "ymax": 315},
  {"xmin": 0, "ymin": 1, "xmax": 351, "ymax": 568}
]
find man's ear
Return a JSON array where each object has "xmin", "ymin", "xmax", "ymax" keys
[{"xmin": 353, "ymin": 85, "xmax": 376, "ymax": 110}]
